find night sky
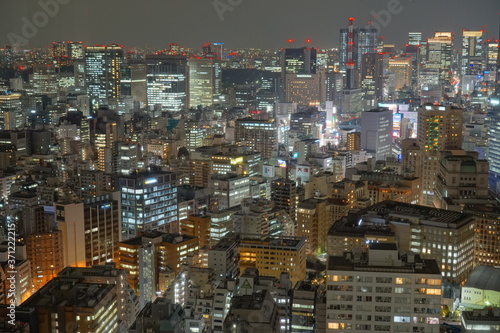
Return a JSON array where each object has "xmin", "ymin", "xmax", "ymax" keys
[{"xmin": 1, "ymin": 0, "xmax": 498, "ymax": 50}]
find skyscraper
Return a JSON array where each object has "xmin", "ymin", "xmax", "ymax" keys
[
  {"xmin": 487, "ymin": 97, "xmax": 500, "ymax": 193},
  {"xmin": 235, "ymin": 117, "xmax": 277, "ymax": 159},
  {"xmin": 52, "ymin": 41, "xmax": 84, "ymax": 67},
  {"xmin": 408, "ymin": 32, "xmax": 422, "ymax": 46},
  {"xmin": 146, "ymin": 54, "xmax": 188, "ymax": 111},
  {"xmin": 119, "ymin": 171, "xmax": 178, "ymax": 240},
  {"xmin": 188, "ymin": 57, "xmax": 221, "ymax": 108},
  {"xmin": 84, "ymin": 45, "xmax": 123, "ymax": 108},
  {"xmin": 339, "ymin": 25, "xmax": 378, "ymax": 72},
  {"xmin": 416, "ymin": 105, "xmax": 463, "ymax": 206},
  {"xmin": 425, "ymin": 32, "xmax": 453, "ymax": 83},
  {"xmin": 282, "ymin": 47, "xmax": 317, "ymax": 74},
  {"xmin": 388, "ymin": 57, "xmax": 412, "ymax": 90},
  {"xmin": 360, "ymin": 108, "xmax": 393, "ymax": 161},
  {"xmin": 461, "ymin": 30, "xmax": 483, "ymax": 76}
]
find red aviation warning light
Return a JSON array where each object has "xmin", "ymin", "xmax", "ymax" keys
[
  {"xmin": 287, "ymin": 39, "xmax": 294, "ymax": 43},
  {"xmin": 305, "ymin": 39, "xmax": 311, "ymax": 44}
]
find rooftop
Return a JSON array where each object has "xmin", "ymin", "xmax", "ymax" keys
[{"xmin": 464, "ymin": 266, "xmax": 500, "ymax": 292}]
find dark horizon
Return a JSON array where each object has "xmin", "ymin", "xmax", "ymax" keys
[{"xmin": 1, "ymin": 0, "xmax": 498, "ymax": 51}]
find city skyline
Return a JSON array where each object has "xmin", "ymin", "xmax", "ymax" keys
[{"xmin": 0, "ymin": 0, "xmax": 499, "ymax": 49}]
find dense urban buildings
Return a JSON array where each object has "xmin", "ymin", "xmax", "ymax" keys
[{"xmin": 0, "ymin": 3, "xmax": 499, "ymax": 332}]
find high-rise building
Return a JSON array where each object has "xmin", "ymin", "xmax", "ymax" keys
[
  {"xmin": 25, "ymin": 230, "xmax": 64, "ymax": 292},
  {"xmin": 339, "ymin": 25, "xmax": 378, "ymax": 72},
  {"xmin": 282, "ymin": 47, "xmax": 317, "ymax": 74},
  {"xmin": 52, "ymin": 41, "xmax": 84, "ymax": 66},
  {"xmin": 271, "ymin": 178, "xmax": 298, "ymax": 223},
  {"xmin": 180, "ymin": 215, "xmax": 211, "ymax": 249},
  {"xmin": 234, "ymin": 118, "xmax": 277, "ymax": 159},
  {"xmin": 425, "ymin": 32, "xmax": 453, "ymax": 83},
  {"xmin": 146, "ymin": 54, "xmax": 188, "ymax": 111},
  {"xmin": 208, "ymin": 236, "xmax": 239, "ymax": 280},
  {"xmin": 84, "ymin": 45, "xmax": 123, "ymax": 108},
  {"xmin": 119, "ymin": 171, "xmax": 178, "ymax": 239},
  {"xmin": 188, "ymin": 57, "xmax": 221, "ymax": 108},
  {"xmin": 285, "ymin": 74, "xmax": 321, "ymax": 106},
  {"xmin": 209, "ymin": 173, "xmax": 250, "ymax": 210},
  {"xmin": 55, "ymin": 192, "xmax": 121, "ymax": 267},
  {"xmin": 326, "ymin": 244, "xmax": 442, "ymax": 333},
  {"xmin": 487, "ymin": 97, "xmax": 500, "ymax": 193},
  {"xmin": 461, "ymin": 30, "xmax": 483, "ymax": 76},
  {"xmin": 416, "ymin": 105, "xmax": 463, "ymax": 206},
  {"xmin": 0, "ymin": 93, "xmax": 23, "ymax": 130},
  {"xmin": 388, "ymin": 57, "xmax": 412, "ymax": 90},
  {"xmin": 360, "ymin": 108, "xmax": 393, "ymax": 161},
  {"xmin": 297, "ymin": 198, "xmax": 332, "ymax": 253},
  {"xmin": 408, "ymin": 32, "xmax": 422, "ymax": 46}
]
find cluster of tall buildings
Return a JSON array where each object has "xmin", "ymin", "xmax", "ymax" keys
[{"xmin": 0, "ymin": 16, "xmax": 498, "ymax": 333}]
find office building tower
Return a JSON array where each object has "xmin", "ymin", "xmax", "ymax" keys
[
  {"xmin": 416, "ymin": 105, "xmax": 463, "ymax": 206},
  {"xmin": 119, "ymin": 171, "xmax": 178, "ymax": 240},
  {"xmin": 208, "ymin": 236, "xmax": 239, "ymax": 280},
  {"xmin": 361, "ymin": 52, "xmax": 388, "ymax": 103},
  {"xmin": 188, "ymin": 57, "xmax": 221, "ymax": 108},
  {"xmin": 209, "ymin": 173, "xmax": 250, "ymax": 210},
  {"xmin": 52, "ymin": 41, "xmax": 84, "ymax": 66},
  {"xmin": 238, "ymin": 236, "xmax": 306, "ymax": 286},
  {"xmin": 388, "ymin": 57, "xmax": 412, "ymax": 90},
  {"xmin": 0, "ymin": 92, "xmax": 23, "ymax": 130},
  {"xmin": 93, "ymin": 118, "xmax": 118, "ymax": 173},
  {"xmin": 408, "ymin": 32, "xmax": 422, "ymax": 46},
  {"xmin": 180, "ymin": 215, "xmax": 211, "ymax": 249},
  {"xmin": 25, "ymin": 230, "xmax": 64, "ymax": 292},
  {"xmin": 83, "ymin": 194, "xmax": 121, "ymax": 266},
  {"xmin": 297, "ymin": 198, "xmax": 332, "ymax": 253},
  {"xmin": 271, "ymin": 178, "xmax": 298, "ymax": 223},
  {"xmin": 339, "ymin": 25, "xmax": 378, "ymax": 72},
  {"xmin": 325, "ymin": 72, "xmax": 343, "ymax": 103},
  {"xmin": 55, "ymin": 192, "xmax": 121, "ymax": 267},
  {"xmin": 84, "ymin": 45, "xmax": 123, "ymax": 108},
  {"xmin": 425, "ymin": 32, "xmax": 453, "ymax": 83},
  {"xmin": 285, "ymin": 73, "xmax": 321, "ymax": 106},
  {"xmin": 360, "ymin": 108, "xmax": 393, "ymax": 161},
  {"xmin": 461, "ymin": 30, "xmax": 483, "ymax": 76},
  {"xmin": 283, "ymin": 47, "xmax": 317, "ymax": 74},
  {"xmin": 234, "ymin": 118, "xmax": 277, "ymax": 159},
  {"xmin": 484, "ymin": 40, "xmax": 499, "ymax": 72},
  {"xmin": 487, "ymin": 97, "xmax": 500, "ymax": 193},
  {"xmin": 146, "ymin": 54, "xmax": 188, "ymax": 111},
  {"xmin": 326, "ymin": 244, "xmax": 442, "ymax": 333},
  {"xmin": 211, "ymin": 148, "xmax": 261, "ymax": 177},
  {"xmin": 346, "ymin": 131, "xmax": 361, "ymax": 151}
]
